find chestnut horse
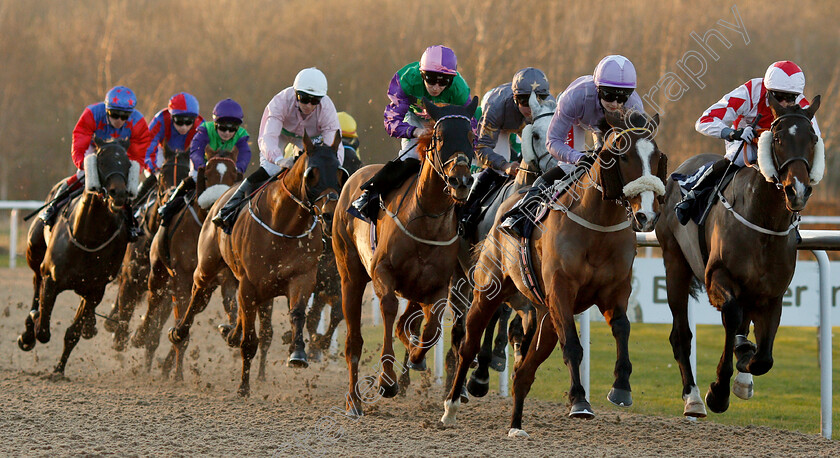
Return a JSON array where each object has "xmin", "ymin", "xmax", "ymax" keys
[
  {"xmin": 655, "ymin": 95, "xmax": 823, "ymax": 417},
  {"xmin": 107, "ymin": 144, "xmax": 190, "ymax": 350},
  {"xmin": 333, "ymin": 97, "xmax": 478, "ymax": 415},
  {"xmin": 441, "ymin": 109, "xmax": 668, "ymax": 437},
  {"xmin": 131, "ymin": 147, "xmax": 241, "ymax": 379},
  {"xmin": 168, "ymin": 132, "xmax": 344, "ymax": 396},
  {"xmin": 19, "ymin": 138, "xmax": 137, "ymax": 375}
]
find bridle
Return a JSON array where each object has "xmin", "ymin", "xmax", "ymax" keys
[
  {"xmin": 521, "ymin": 110, "xmax": 555, "ymax": 177},
  {"xmin": 764, "ymin": 113, "xmax": 815, "ymax": 174},
  {"xmin": 424, "ymin": 114, "xmax": 473, "ymax": 194}
]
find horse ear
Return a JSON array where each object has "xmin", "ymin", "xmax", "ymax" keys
[
  {"xmin": 422, "ymin": 97, "xmax": 441, "ymax": 121},
  {"xmin": 805, "ymin": 95, "xmax": 821, "ymax": 119},
  {"xmin": 604, "ymin": 108, "xmax": 623, "ymax": 129},
  {"xmin": 163, "ymin": 143, "xmax": 174, "ymax": 161},
  {"xmin": 303, "ymin": 131, "xmax": 314, "ymax": 153},
  {"xmin": 93, "ymin": 136, "xmax": 106, "ymax": 149},
  {"xmin": 230, "ymin": 146, "xmax": 239, "ymax": 163},
  {"xmin": 650, "ymin": 113, "xmax": 660, "ymax": 131},
  {"xmin": 466, "ymin": 96, "xmax": 479, "ymax": 117},
  {"xmin": 598, "ymin": 151, "xmax": 624, "ymax": 200},
  {"xmin": 656, "ymin": 151, "xmax": 668, "ymax": 184},
  {"xmin": 205, "ymin": 145, "xmax": 217, "ymax": 159},
  {"xmin": 332, "ymin": 129, "xmax": 342, "ymax": 151},
  {"xmin": 767, "ymin": 91, "xmax": 785, "ymax": 117},
  {"xmin": 118, "ymin": 139, "xmax": 130, "ymax": 151}
]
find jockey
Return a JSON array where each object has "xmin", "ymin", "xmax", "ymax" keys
[
  {"xmin": 459, "ymin": 67, "xmax": 555, "ymax": 237},
  {"xmin": 158, "ymin": 98, "xmax": 251, "ymax": 226},
  {"xmin": 40, "ymin": 85, "xmax": 151, "ymax": 239},
  {"xmin": 349, "ymin": 45, "xmax": 478, "ymax": 220},
  {"xmin": 499, "ymin": 55, "xmax": 645, "ymax": 237},
  {"xmin": 675, "ymin": 60, "xmax": 822, "ymax": 224},
  {"xmin": 211, "ymin": 68, "xmax": 343, "ymax": 233}
]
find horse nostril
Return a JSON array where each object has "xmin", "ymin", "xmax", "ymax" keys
[
  {"xmin": 804, "ymin": 186, "xmax": 813, "ymax": 199},
  {"xmin": 465, "ymin": 175, "xmax": 475, "ymax": 187},
  {"xmin": 635, "ymin": 213, "xmax": 647, "ymax": 226},
  {"xmin": 784, "ymin": 185, "xmax": 797, "ymax": 200}
]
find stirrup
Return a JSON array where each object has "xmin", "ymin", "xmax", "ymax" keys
[{"xmin": 498, "ymin": 214, "xmax": 526, "ymax": 238}]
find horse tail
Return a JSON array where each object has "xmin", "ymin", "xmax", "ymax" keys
[{"xmin": 688, "ymin": 277, "xmax": 703, "ymax": 300}]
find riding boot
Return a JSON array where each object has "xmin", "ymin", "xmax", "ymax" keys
[
  {"xmin": 498, "ymin": 166, "xmax": 567, "ymax": 238},
  {"xmin": 124, "ymin": 204, "xmax": 142, "ymax": 242},
  {"xmin": 159, "ymin": 176, "xmax": 195, "ymax": 227},
  {"xmin": 348, "ymin": 158, "xmax": 421, "ymax": 221},
  {"xmin": 134, "ymin": 174, "xmax": 158, "ymax": 202},
  {"xmin": 674, "ymin": 159, "xmax": 730, "ymax": 226},
  {"xmin": 212, "ymin": 168, "xmax": 269, "ymax": 234},
  {"xmin": 459, "ymin": 168, "xmax": 502, "ymax": 239},
  {"xmin": 40, "ymin": 181, "xmax": 74, "ymax": 227}
]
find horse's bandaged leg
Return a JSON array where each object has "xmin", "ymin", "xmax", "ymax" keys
[{"xmin": 128, "ymin": 161, "xmax": 140, "ymax": 198}]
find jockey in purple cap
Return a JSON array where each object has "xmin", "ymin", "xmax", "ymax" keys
[
  {"xmin": 157, "ymin": 98, "xmax": 252, "ymax": 226},
  {"xmin": 349, "ymin": 45, "xmax": 479, "ymax": 221},
  {"xmin": 499, "ymin": 55, "xmax": 646, "ymax": 237}
]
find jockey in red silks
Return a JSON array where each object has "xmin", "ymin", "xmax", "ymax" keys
[
  {"xmin": 139, "ymin": 92, "xmax": 204, "ymax": 197},
  {"xmin": 40, "ymin": 85, "xmax": 151, "ymax": 239},
  {"xmin": 675, "ymin": 61, "xmax": 823, "ymax": 224}
]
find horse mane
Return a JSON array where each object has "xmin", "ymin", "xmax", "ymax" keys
[{"xmin": 415, "ymin": 125, "xmax": 434, "ymax": 161}]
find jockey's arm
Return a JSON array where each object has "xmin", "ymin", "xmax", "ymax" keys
[
  {"xmin": 695, "ymin": 83, "xmax": 751, "ymax": 140},
  {"xmin": 71, "ymin": 108, "xmax": 97, "ymax": 170},
  {"xmin": 546, "ymin": 95, "xmax": 584, "ymax": 165},
  {"xmin": 234, "ymin": 133, "xmax": 252, "ymax": 174},
  {"xmin": 258, "ymin": 96, "xmax": 290, "ymax": 166},
  {"xmin": 383, "ymin": 73, "xmax": 417, "ymax": 139},
  {"xmin": 128, "ymin": 117, "xmax": 152, "ymax": 169},
  {"xmin": 145, "ymin": 113, "xmax": 165, "ymax": 173}
]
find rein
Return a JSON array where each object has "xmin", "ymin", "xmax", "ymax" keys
[
  {"xmin": 67, "ymin": 213, "xmax": 124, "ymax": 252},
  {"xmin": 716, "ymin": 191, "xmax": 799, "ymax": 236}
]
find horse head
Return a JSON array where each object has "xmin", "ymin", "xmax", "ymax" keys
[
  {"xmin": 421, "ymin": 96, "xmax": 479, "ymax": 202},
  {"xmin": 758, "ymin": 93, "xmax": 823, "ymax": 212},
  {"xmin": 90, "ymin": 137, "xmax": 132, "ymax": 213},
  {"xmin": 521, "ymin": 92, "xmax": 557, "ymax": 175},
  {"xmin": 198, "ymin": 146, "xmax": 241, "ymax": 209},
  {"xmin": 158, "ymin": 144, "xmax": 191, "ymax": 192},
  {"xmin": 599, "ymin": 109, "xmax": 667, "ymax": 232},
  {"xmin": 300, "ymin": 131, "xmax": 344, "ymax": 236}
]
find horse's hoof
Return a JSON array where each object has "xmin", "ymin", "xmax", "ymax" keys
[
  {"xmin": 217, "ymin": 324, "xmax": 233, "ymax": 339},
  {"xmin": 129, "ymin": 329, "xmax": 146, "ymax": 349},
  {"xmin": 308, "ymin": 348, "xmax": 323, "ymax": 363},
  {"xmin": 440, "ymin": 398, "xmax": 460, "ymax": 426},
  {"xmin": 346, "ymin": 402, "xmax": 364, "ymax": 417},
  {"xmin": 466, "ymin": 374, "xmax": 489, "ymax": 398},
  {"xmin": 167, "ymin": 327, "xmax": 185, "ymax": 344},
  {"xmin": 705, "ymin": 387, "xmax": 729, "ymax": 414},
  {"xmin": 683, "ymin": 386, "xmax": 707, "ymax": 417},
  {"xmin": 508, "ymin": 428, "xmax": 529, "ymax": 438},
  {"xmin": 406, "ymin": 357, "xmax": 426, "ymax": 372},
  {"xmin": 287, "ymin": 350, "xmax": 309, "ymax": 368},
  {"xmin": 17, "ymin": 335, "xmax": 35, "ymax": 351},
  {"xmin": 607, "ymin": 388, "xmax": 633, "ymax": 407},
  {"xmin": 36, "ymin": 329, "xmax": 51, "ymax": 344},
  {"xmin": 81, "ymin": 323, "xmax": 98, "ymax": 340},
  {"xmin": 489, "ymin": 353, "xmax": 507, "ymax": 372},
  {"xmin": 29, "ymin": 309, "xmax": 40, "ymax": 322},
  {"xmin": 378, "ymin": 380, "xmax": 399, "ymax": 399},
  {"xmin": 732, "ymin": 372, "xmax": 754, "ymax": 400},
  {"xmin": 569, "ymin": 400, "xmax": 595, "ymax": 419},
  {"xmin": 237, "ymin": 386, "xmax": 250, "ymax": 398},
  {"xmin": 459, "ymin": 386, "xmax": 469, "ymax": 404}
]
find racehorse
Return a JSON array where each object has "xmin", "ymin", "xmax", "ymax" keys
[
  {"xmin": 131, "ymin": 147, "xmax": 241, "ymax": 380},
  {"xmin": 106, "ymin": 144, "xmax": 190, "ymax": 351},
  {"xmin": 441, "ymin": 109, "xmax": 668, "ymax": 437},
  {"xmin": 18, "ymin": 138, "xmax": 138, "ymax": 375},
  {"xmin": 168, "ymin": 132, "xmax": 344, "ymax": 397},
  {"xmin": 655, "ymin": 95, "xmax": 823, "ymax": 417},
  {"xmin": 333, "ymin": 97, "xmax": 478, "ymax": 415},
  {"xmin": 448, "ymin": 93, "xmax": 555, "ymax": 394}
]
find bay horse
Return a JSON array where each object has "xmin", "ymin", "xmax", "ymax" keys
[
  {"xmin": 18, "ymin": 137, "xmax": 137, "ymax": 375},
  {"xmin": 333, "ymin": 97, "xmax": 478, "ymax": 415},
  {"xmin": 168, "ymin": 132, "xmax": 344, "ymax": 396},
  {"xmin": 131, "ymin": 147, "xmax": 241, "ymax": 379},
  {"xmin": 655, "ymin": 95, "xmax": 823, "ymax": 417},
  {"xmin": 441, "ymin": 109, "xmax": 668, "ymax": 437},
  {"xmin": 448, "ymin": 93, "xmax": 555, "ymax": 395},
  {"xmin": 106, "ymin": 144, "xmax": 190, "ymax": 351}
]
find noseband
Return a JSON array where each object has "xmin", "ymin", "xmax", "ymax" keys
[{"xmin": 767, "ymin": 113, "xmax": 815, "ymax": 174}]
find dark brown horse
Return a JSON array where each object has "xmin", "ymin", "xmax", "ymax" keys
[
  {"xmin": 131, "ymin": 147, "xmax": 241, "ymax": 379},
  {"xmin": 106, "ymin": 144, "xmax": 191, "ymax": 351},
  {"xmin": 441, "ymin": 109, "xmax": 667, "ymax": 437},
  {"xmin": 168, "ymin": 132, "xmax": 344, "ymax": 396},
  {"xmin": 655, "ymin": 95, "xmax": 823, "ymax": 417},
  {"xmin": 333, "ymin": 97, "xmax": 478, "ymax": 415},
  {"xmin": 18, "ymin": 138, "xmax": 135, "ymax": 375}
]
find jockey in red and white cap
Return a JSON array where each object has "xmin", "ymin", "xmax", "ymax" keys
[{"xmin": 695, "ymin": 61, "xmax": 821, "ymax": 166}]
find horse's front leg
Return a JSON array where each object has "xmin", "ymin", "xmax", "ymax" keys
[
  {"xmin": 55, "ymin": 289, "xmax": 105, "ymax": 375},
  {"xmin": 509, "ymin": 309, "xmax": 557, "ymax": 438},
  {"xmin": 603, "ymin": 298, "xmax": 633, "ymax": 408},
  {"xmin": 287, "ymin": 276, "xmax": 314, "ymax": 368},
  {"xmin": 18, "ymin": 272, "xmax": 44, "ymax": 351},
  {"xmin": 35, "ymin": 275, "xmax": 59, "ymax": 345},
  {"xmin": 705, "ymin": 268, "xmax": 743, "ymax": 414},
  {"xmin": 467, "ymin": 304, "xmax": 501, "ymax": 398},
  {"xmin": 236, "ymin": 282, "xmax": 259, "ymax": 397},
  {"xmin": 409, "ymin": 294, "xmax": 450, "ymax": 370},
  {"xmin": 256, "ymin": 299, "xmax": 274, "ymax": 381},
  {"xmin": 732, "ymin": 317, "xmax": 756, "ymax": 400},
  {"xmin": 491, "ymin": 304, "xmax": 512, "ymax": 371}
]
